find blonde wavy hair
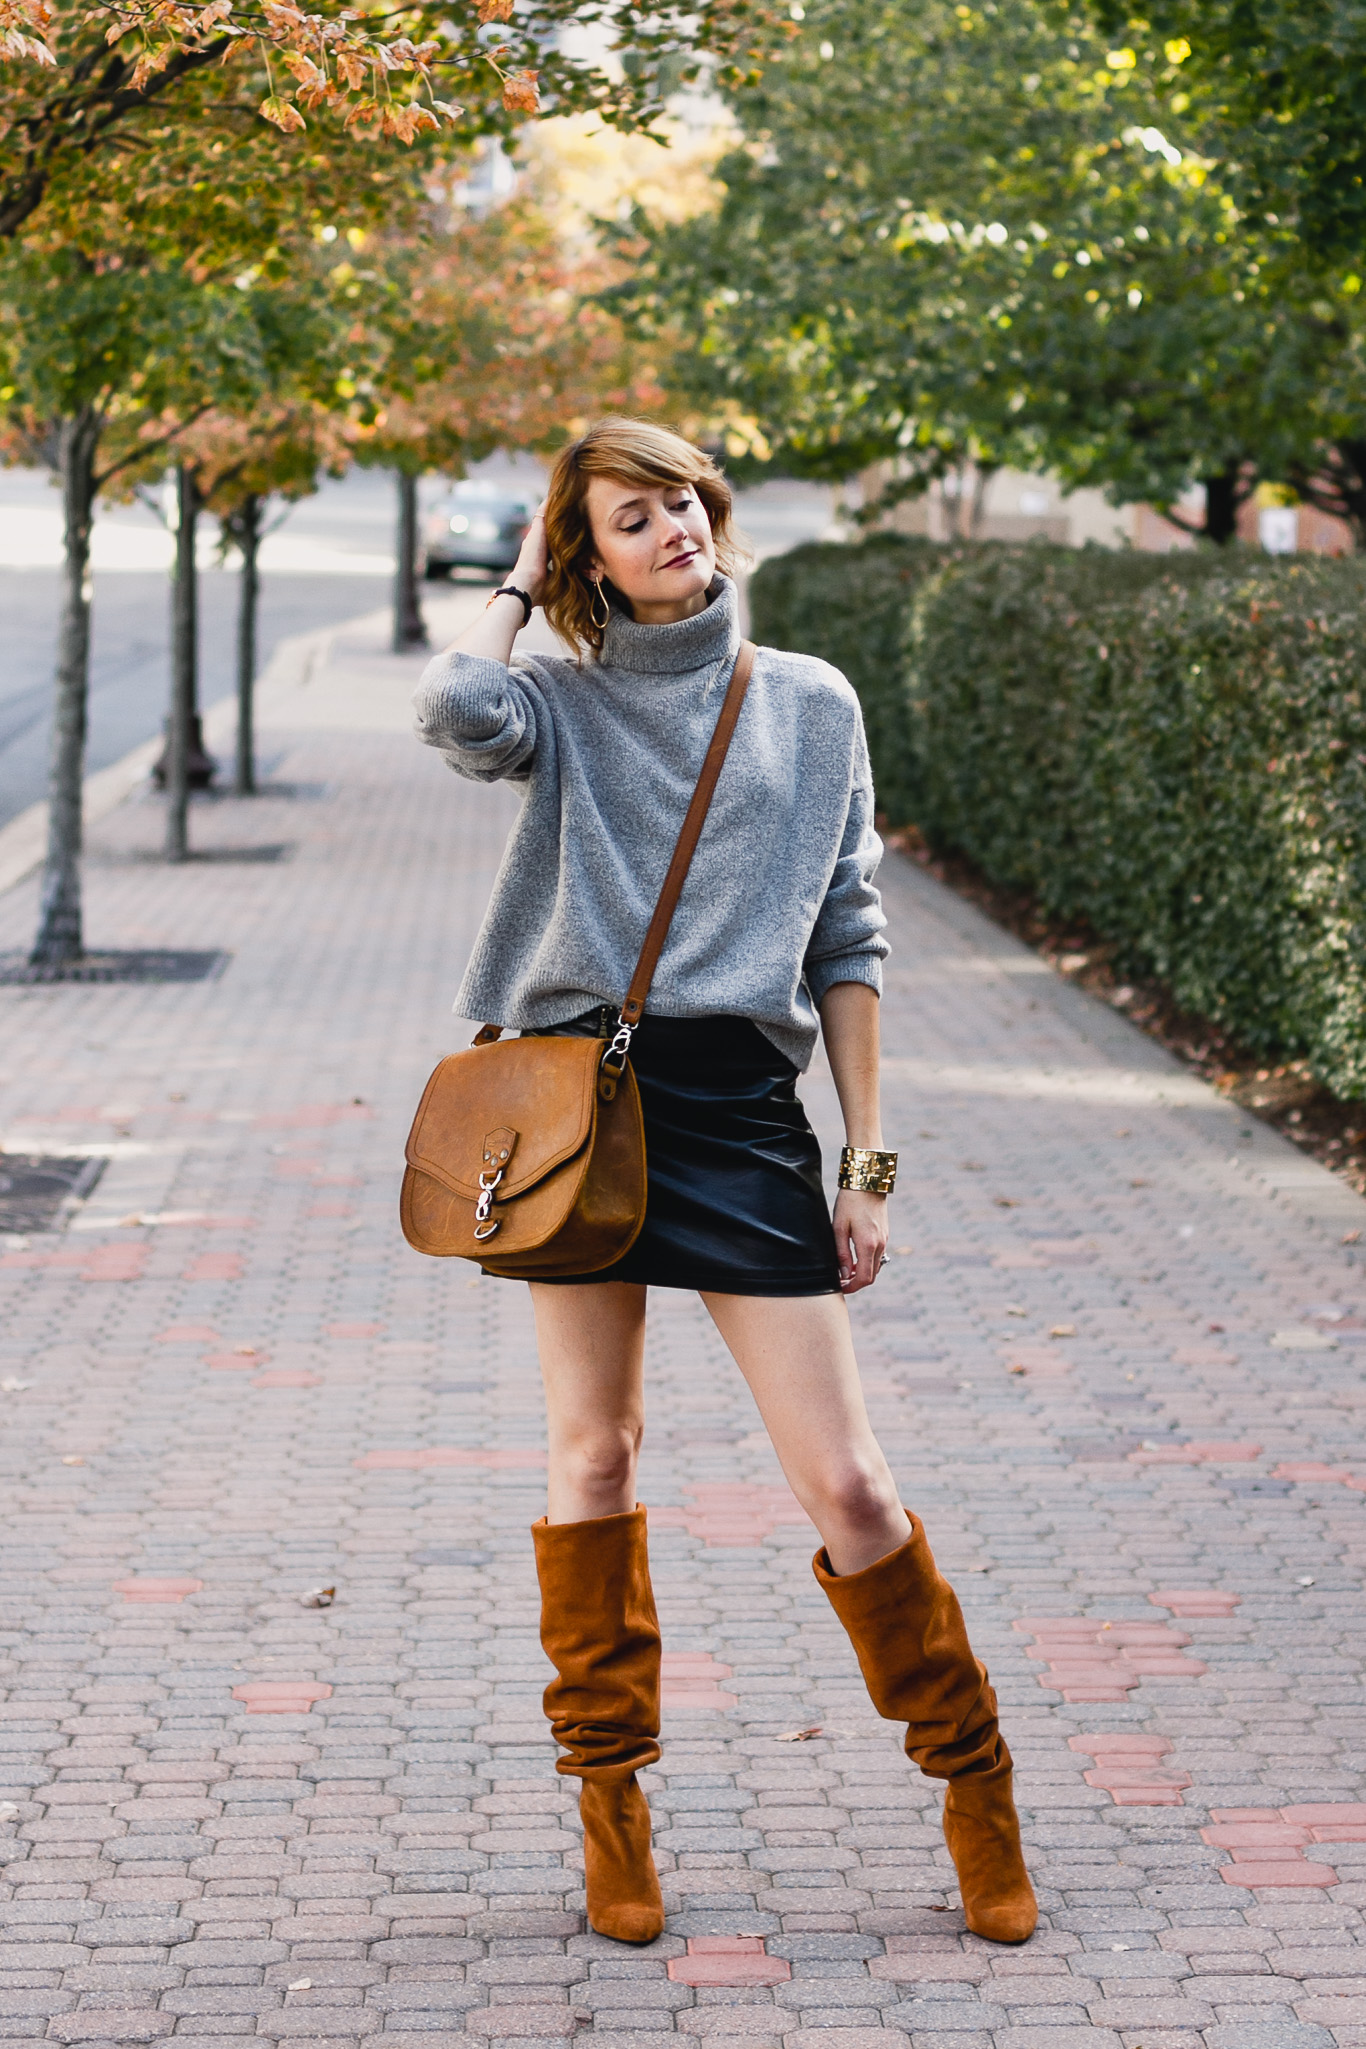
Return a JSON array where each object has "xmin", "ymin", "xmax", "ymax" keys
[{"xmin": 541, "ymin": 418, "xmax": 746, "ymax": 659}]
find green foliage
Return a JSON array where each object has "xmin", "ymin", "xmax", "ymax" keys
[
  {"xmin": 759, "ymin": 530, "xmax": 1366, "ymax": 1096},
  {"xmin": 1089, "ymin": 0, "xmax": 1366, "ymax": 267},
  {"xmin": 615, "ymin": 0, "xmax": 1366, "ymax": 537},
  {"xmin": 749, "ymin": 533, "xmax": 945, "ymax": 824}
]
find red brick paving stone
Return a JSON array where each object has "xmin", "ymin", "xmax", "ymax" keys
[
  {"xmin": 232, "ymin": 1682, "xmax": 333, "ymax": 1714},
  {"xmin": 81, "ymin": 1242, "xmax": 149, "ymax": 1281},
  {"xmin": 182, "ymin": 1251, "xmax": 245, "ymax": 1281},
  {"xmin": 156, "ymin": 1324, "xmax": 221, "ymax": 1342},
  {"xmin": 111, "ymin": 1577, "xmax": 204, "ymax": 1603},
  {"xmin": 1274, "ymin": 1460, "xmax": 1366, "ymax": 1489},
  {"xmin": 325, "ymin": 1321, "xmax": 384, "ymax": 1337},
  {"xmin": 1127, "ymin": 1439, "xmax": 1262, "ymax": 1465},
  {"xmin": 648, "ymin": 1482, "xmax": 813, "ymax": 1545},
  {"xmin": 668, "ymin": 1935, "xmax": 792, "ymax": 1986},
  {"xmin": 251, "ymin": 1369, "xmax": 323, "ymax": 1388},
  {"xmin": 352, "ymin": 1446, "xmax": 547, "ymax": 1470},
  {"xmin": 1015, "ymin": 1617, "xmax": 1206, "ymax": 1700},
  {"xmin": 1068, "ymin": 1733, "xmax": 1191, "ymax": 1806},
  {"xmin": 1202, "ymin": 1813, "xmax": 1342, "ymax": 1887},
  {"xmin": 661, "ymin": 1652, "xmax": 738, "ymax": 1710},
  {"xmin": 205, "ymin": 1349, "xmax": 270, "ymax": 1370},
  {"xmin": 1147, "ymin": 1589, "xmax": 1242, "ymax": 1616}
]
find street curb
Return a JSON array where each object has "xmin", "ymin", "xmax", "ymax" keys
[{"xmin": 0, "ymin": 620, "xmax": 337, "ymax": 903}]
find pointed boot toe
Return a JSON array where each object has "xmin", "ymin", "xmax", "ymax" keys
[
  {"xmin": 943, "ymin": 1773, "xmax": 1038, "ymax": 1944},
  {"xmin": 580, "ymin": 1777, "xmax": 665, "ymax": 1944}
]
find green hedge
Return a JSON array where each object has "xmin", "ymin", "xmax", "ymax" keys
[{"xmin": 753, "ymin": 532, "xmax": 1366, "ymax": 1097}]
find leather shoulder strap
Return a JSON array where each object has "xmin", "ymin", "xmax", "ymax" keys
[{"xmin": 618, "ymin": 639, "xmax": 756, "ymax": 1027}]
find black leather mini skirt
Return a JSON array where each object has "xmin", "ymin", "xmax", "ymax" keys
[{"xmin": 521, "ymin": 1008, "xmax": 841, "ymax": 1296}]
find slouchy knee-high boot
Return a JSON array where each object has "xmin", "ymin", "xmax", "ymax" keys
[
  {"xmin": 532, "ymin": 1507, "xmax": 666, "ymax": 1944},
  {"xmin": 814, "ymin": 1514, "xmax": 1037, "ymax": 1944}
]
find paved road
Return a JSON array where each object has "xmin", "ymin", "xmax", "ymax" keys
[
  {"xmin": 0, "ymin": 591, "xmax": 1363, "ymax": 2045},
  {"xmin": 0, "ymin": 467, "xmax": 837, "ymax": 831}
]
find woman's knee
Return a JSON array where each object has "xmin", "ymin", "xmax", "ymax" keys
[
  {"xmin": 553, "ymin": 1419, "xmax": 643, "ymax": 1494},
  {"xmin": 809, "ymin": 1457, "xmax": 902, "ymax": 1534}
]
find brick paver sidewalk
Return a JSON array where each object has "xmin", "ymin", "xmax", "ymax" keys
[{"xmin": 2, "ymin": 593, "xmax": 1364, "ymax": 2048}]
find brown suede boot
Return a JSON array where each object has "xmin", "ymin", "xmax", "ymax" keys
[
  {"xmin": 532, "ymin": 1506, "xmax": 665, "ymax": 1944},
  {"xmin": 814, "ymin": 1515, "xmax": 1037, "ymax": 1944}
]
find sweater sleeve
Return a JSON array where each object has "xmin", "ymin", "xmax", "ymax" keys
[
  {"xmin": 412, "ymin": 650, "xmax": 540, "ymax": 782},
  {"xmin": 803, "ymin": 743, "xmax": 889, "ymax": 1005}
]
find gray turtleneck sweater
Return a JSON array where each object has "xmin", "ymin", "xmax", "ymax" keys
[{"xmin": 411, "ymin": 575, "xmax": 887, "ymax": 1070}]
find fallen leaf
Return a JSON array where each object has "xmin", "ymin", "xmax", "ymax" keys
[
  {"xmin": 993, "ymin": 1196, "xmax": 1019, "ymax": 1208},
  {"xmin": 777, "ymin": 1726, "xmax": 823, "ymax": 1742},
  {"xmin": 930, "ymin": 1902, "xmax": 948, "ymax": 1912},
  {"xmin": 1297, "ymin": 1575, "xmax": 1315, "ymax": 1587},
  {"xmin": 1010, "ymin": 1366, "xmax": 1028, "ymax": 1376},
  {"xmin": 1005, "ymin": 1304, "xmax": 1027, "ymax": 1317},
  {"xmin": 1050, "ymin": 1324, "xmax": 1076, "ymax": 1338},
  {"xmin": 234, "ymin": 1344, "xmax": 258, "ymax": 1356},
  {"xmin": 287, "ymin": 1978, "xmax": 312, "ymax": 1992},
  {"xmin": 1343, "ymin": 1229, "xmax": 1361, "ymax": 1245},
  {"xmin": 1, "ymin": 1378, "xmax": 32, "ymax": 1393},
  {"xmin": 117, "ymin": 1213, "xmax": 143, "ymax": 1227},
  {"xmin": 0, "ymin": 1801, "xmax": 19, "ymax": 1820},
  {"xmin": 61, "ymin": 1455, "xmax": 85, "ymax": 1466},
  {"xmin": 300, "ymin": 1586, "xmax": 335, "ymax": 1608},
  {"xmin": 961, "ymin": 1160, "xmax": 986, "ymax": 1171},
  {"xmin": 1130, "ymin": 1177, "xmax": 1150, "ymax": 1188},
  {"xmin": 1114, "ymin": 1127, "xmax": 1131, "ymax": 1137},
  {"xmin": 1208, "ymin": 1321, "xmax": 1225, "ymax": 1332}
]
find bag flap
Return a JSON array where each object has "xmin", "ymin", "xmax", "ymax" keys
[{"xmin": 405, "ymin": 1035, "xmax": 601, "ymax": 1200}]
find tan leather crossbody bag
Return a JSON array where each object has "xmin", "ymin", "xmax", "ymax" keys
[{"xmin": 399, "ymin": 640, "xmax": 756, "ymax": 1278}]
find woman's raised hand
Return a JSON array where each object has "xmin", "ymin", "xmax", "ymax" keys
[{"xmin": 512, "ymin": 504, "xmax": 549, "ymax": 606}]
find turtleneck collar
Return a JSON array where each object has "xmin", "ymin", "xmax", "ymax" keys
[{"xmin": 598, "ymin": 574, "xmax": 740, "ymax": 677}]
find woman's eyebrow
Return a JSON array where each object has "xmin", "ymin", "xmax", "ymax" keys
[{"xmin": 609, "ymin": 494, "xmax": 649, "ymax": 518}]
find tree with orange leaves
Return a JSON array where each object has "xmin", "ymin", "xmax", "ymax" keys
[
  {"xmin": 340, "ymin": 177, "xmax": 674, "ymax": 650},
  {"xmin": 0, "ymin": 0, "xmax": 786, "ymax": 239}
]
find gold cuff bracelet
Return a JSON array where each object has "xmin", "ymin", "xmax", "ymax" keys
[{"xmin": 838, "ymin": 1145, "xmax": 898, "ymax": 1195}]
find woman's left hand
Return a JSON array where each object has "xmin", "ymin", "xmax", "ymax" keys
[{"xmin": 834, "ymin": 1188, "xmax": 889, "ymax": 1294}]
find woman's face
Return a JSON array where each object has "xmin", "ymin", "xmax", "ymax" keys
[{"xmin": 583, "ymin": 474, "xmax": 717, "ymax": 624}]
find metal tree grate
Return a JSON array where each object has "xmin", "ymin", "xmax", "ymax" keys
[
  {"xmin": 0, "ymin": 950, "xmax": 230, "ymax": 986},
  {"xmin": 0, "ymin": 1153, "xmax": 106, "ymax": 1233}
]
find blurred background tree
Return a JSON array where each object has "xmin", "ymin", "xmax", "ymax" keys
[{"xmin": 609, "ymin": 0, "xmax": 1365, "ymax": 539}]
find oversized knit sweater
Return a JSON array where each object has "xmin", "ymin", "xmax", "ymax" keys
[{"xmin": 411, "ymin": 574, "xmax": 888, "ymax": 1071}]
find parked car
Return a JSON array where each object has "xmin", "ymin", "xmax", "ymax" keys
[{"xmin": 422, "ymin": 482, "xmax": 535, "ymax": 577}]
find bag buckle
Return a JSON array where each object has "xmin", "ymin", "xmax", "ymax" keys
[
  {"xmin": 473, "ymin": 1167, "xmax": 503, "ymax": 1240},
  {"xmin": 597, "ymin": 1017, "xmax": 635, "ymax": 1102}
]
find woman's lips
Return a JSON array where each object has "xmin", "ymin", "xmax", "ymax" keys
[{"xmin": 662, "ymin": 548, "xmax": 699, "ymax": 569}]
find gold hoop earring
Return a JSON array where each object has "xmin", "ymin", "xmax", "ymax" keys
[{"xmin": 589, "ymin": 577, "xmax": 610, "ymax": 630}]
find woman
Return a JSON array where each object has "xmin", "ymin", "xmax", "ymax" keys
[{"xmin": 413, "ymin": 419, "xmax": 1035, "ymax": 1950}]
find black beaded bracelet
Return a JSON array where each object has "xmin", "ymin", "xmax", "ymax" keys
[{"xmin": 487, "ymin": 584, "xmax": 533, "ymax": 627}]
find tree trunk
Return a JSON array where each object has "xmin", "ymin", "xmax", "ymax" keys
[
  {"xmin": 233, "ymin": 494, "xmax": 262, "ymax": 796},
  {"xmin": 392, "ymin": 468, "xmax": 428, "ymax": 652},
  {"xmin": 30, "ymin": 406, "xmax": 101, "ymax": 966},
  {"xmin": 165, "ymin": 463, "xmax": 199, "ymax": 861},
  {"xmin": 1201, "ymin": 468, "xmax": 1241, "ymax": 544}
]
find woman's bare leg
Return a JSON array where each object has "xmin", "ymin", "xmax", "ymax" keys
[
  {"xmin": 529, "ymin": 1281, "xmax": 649, "ymax": 1524},
  {"xmin": 702, "ymin": 1290, "xmax": 908, "ymax": 1575}
]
